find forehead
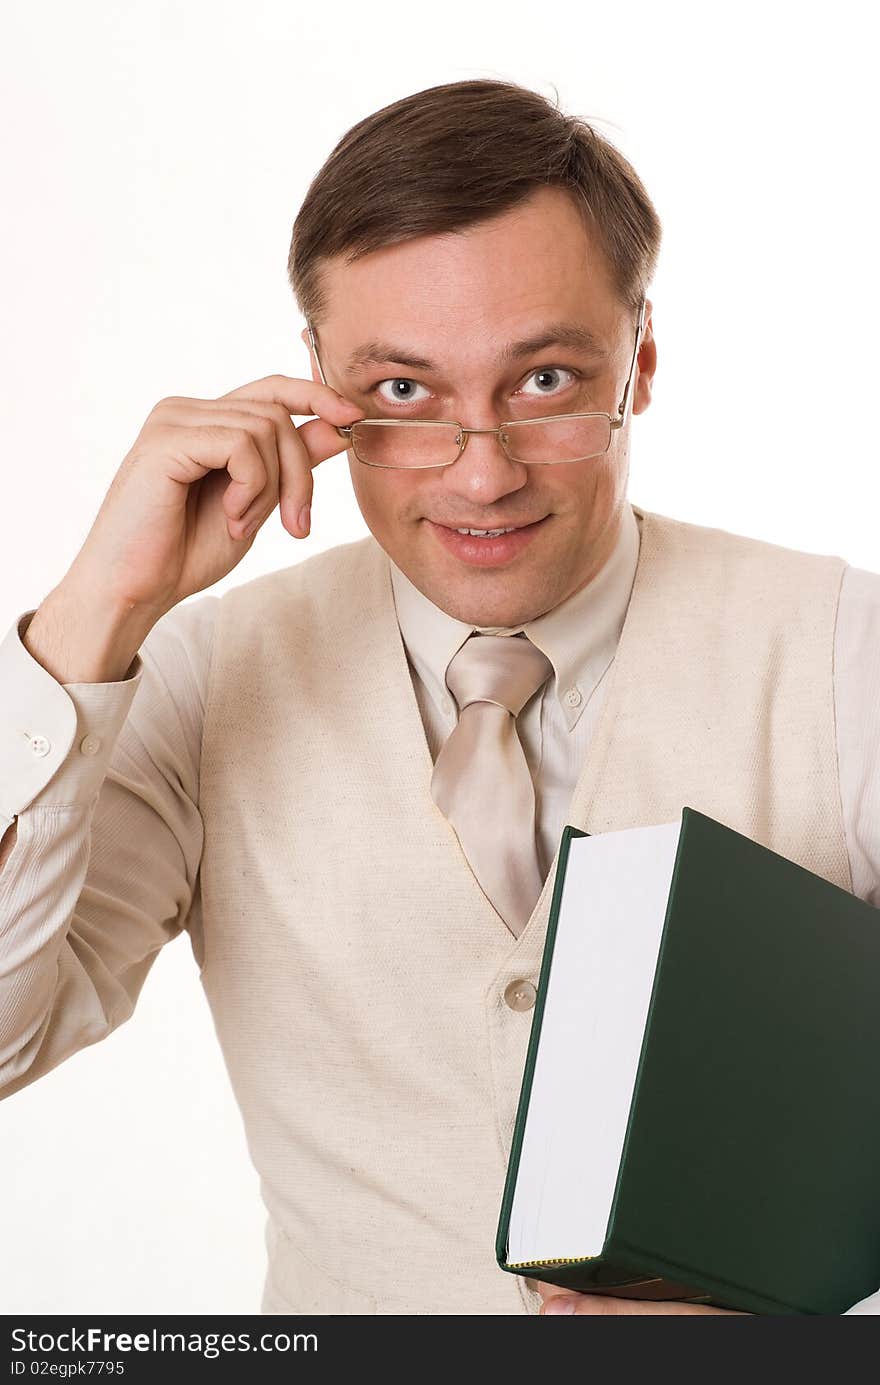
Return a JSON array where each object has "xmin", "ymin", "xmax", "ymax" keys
[{"xmin": 314, "ymin": 186, "xmax": 623, "ymax": 359}]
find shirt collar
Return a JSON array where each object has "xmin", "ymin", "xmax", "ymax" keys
[{"xmin": 388, "ymin": 503, "xmax": 642, "ymax": 731}]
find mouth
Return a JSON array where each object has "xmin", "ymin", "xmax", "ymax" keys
[
  {"xmin": 430, "ymin": 518, "xmax": 546, "ymax": 534},
  {"xmin": 424, "ymin": 515, "xmax": 550, "ymax": 567}
]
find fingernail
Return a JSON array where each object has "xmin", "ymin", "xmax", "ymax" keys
[
  {"xmin": 543, "ymin": 1296, "xmax": 578, "ymax": 1315},
  {"xmin": 298, "ymin": 504, "xmax": 311, "ymax": 535}
]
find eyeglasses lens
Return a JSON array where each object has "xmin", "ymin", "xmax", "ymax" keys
[{"xmin": 348, "ymin": 415, "xmax": 613, "ymax": 468}]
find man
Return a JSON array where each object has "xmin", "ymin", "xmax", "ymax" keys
[{"xmin": 1, "ymin": 78, "xmax": 878, "ymax": 1316}]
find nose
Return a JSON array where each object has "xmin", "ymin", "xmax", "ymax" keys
[{"xmin": 445, "ymin": 425, "xmax": 530, "ymax": 503}]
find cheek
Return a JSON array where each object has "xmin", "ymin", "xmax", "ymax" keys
[
  {"xmin": 347, "ymin": 453, "xmax": 383, "ymax": 514},
  {"xmin": 591, "ymin": 450, "xmax": 625, "ymax": 495},
  {"xmin": 557, "ymin": 463, "xmax": 606, "ymax": 511},
  {"xmin": 551, "ymin": 460, "xmax": 621, "ymax": 539},
  {"xmin": 347, "ymin": 455, "xmax": 415, "ymax": 536}
]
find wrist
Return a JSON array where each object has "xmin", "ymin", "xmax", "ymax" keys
[{"xmin": 23, "ymin": 580, "xmax": 158, "ymax": 684}]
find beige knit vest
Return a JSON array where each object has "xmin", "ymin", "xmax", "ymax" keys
[{"xmin": 197, "ymin": 503, "xmax": 851, "ymax": 1316}]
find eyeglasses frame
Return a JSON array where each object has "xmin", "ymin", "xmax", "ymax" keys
[{"xmin": 305, "ymin": 297, "xmax": 647, "ymax": 470}]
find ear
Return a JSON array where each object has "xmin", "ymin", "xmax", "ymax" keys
[{"xmin": 631, "ymin": 298, "xmax": 656, "ymax": 416}]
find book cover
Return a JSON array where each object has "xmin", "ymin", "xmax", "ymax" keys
[{"xmin": 495, "ymin": 807, "xmax": 880, "ymax": 1314}]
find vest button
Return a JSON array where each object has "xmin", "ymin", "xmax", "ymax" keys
[{"xmin": 504, "ymin": 978, "xmax": 537, "ymax": 1012}]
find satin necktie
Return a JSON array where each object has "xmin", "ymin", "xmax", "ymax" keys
[{"xmin": 430, "ymin": 632, "xmax": 554, "ymax": 938}]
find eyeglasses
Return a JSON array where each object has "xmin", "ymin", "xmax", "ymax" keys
[{"xmin": 306, "ymin": 300, "xmax": 646, "ymax": 470}]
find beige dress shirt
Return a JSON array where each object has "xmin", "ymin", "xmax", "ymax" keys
[{"xmin": 1, "ymin": 501, "xmax": 879, "ymax": 1312}]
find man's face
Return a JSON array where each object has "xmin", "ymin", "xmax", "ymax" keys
[{"xmin": 301, "ymin": 185, "xmax": 656, "ymax": 627}]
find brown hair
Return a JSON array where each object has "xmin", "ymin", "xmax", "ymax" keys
[{"xmin": 287, "ymin": 78, "xmax": 662, "ymax": 328}]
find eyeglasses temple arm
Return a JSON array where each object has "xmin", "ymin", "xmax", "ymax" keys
[
  {"xmin": 615, "ymin": 297, "xmax": 647, "ymax": 422},
  {"xmin": 306, "ymin": 320, "xmax": 355, "ymax": 439},
  {"xmin": 306, "ymin": 321, "xmax": 330, "ymax": 386}
]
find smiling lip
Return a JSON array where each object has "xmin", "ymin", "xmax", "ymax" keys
[
  {"xmin": 425, "ymin": 516, "xmax": 549, "ymax": 567},
  {"xmin": 431, "ymin": 519, "xmax": 545, "ymax": 530}
]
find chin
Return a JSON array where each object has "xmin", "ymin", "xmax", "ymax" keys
[
  {"xmin": 387, "ymin": 531, "xmax": 558, "ymax": 626},
  {"xmin": 432, "ymin": 581, "xmax": 552, "ymax": 629}
]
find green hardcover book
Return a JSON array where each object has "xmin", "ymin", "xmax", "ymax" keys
[{"xmin": 495, "ymin": 807, "xmax": 880, "ymax": 1315}]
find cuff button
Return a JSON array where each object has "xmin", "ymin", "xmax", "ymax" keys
[{"xmin": 80, "ymin": 734, "xmax": 102, "ymax": 756}]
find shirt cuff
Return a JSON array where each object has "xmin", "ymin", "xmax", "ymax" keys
[{"xmin": 0, "ymin": 608, "xmax": 144, "ymax": 827}]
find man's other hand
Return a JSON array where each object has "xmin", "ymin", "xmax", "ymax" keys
[{"xmin": 534, "ymin": 1279, "xmax": 747, "ymax": 1315}]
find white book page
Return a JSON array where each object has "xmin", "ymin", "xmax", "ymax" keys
[{"xmin": 507, "ymin": 819, "xmax": 682, "ymax": 1265}]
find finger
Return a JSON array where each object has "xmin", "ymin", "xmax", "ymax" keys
[
  {"xmin": 540, "ymin": 1293, "xmax": 629, "ymax": 1315},
  {"xmin": 198, "ymin": 399, "xmax": 332, "ymax": 539},
  {"xmin": 160, "ymin": 421, "xmax": 274, "ymax": 544},
  {"xmin": 292, "ymin": 414, "xmax": 359, "ymax": 469},
  {"xmin": 541, "ymin": 1293, "xmax": 739, "ymax": 1315},
  {"xmin": 160, "ymin": 421, "xmax": 268, "ymax": 512},
  {"xmin": 215, "ymin": 378, "xmax": 365, "ymax": 537},
  {"xmin": 156, "ymin": 407, "xmax": 282, "ymax": 540},
  {"xmin": 172, "ymin": 400, "xmax": 304, "ymax": 537},
  {"xmin": 219, "ymin": 374, "xmax": 366, "ymax": 432},
  {"xmin": 166, "ymin": 399, "xmax": 357, "ymax": 516},
  {"xmin": 218, "ymin": 410, "xmax": 280, "ymax": 530}
]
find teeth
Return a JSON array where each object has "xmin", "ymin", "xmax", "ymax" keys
[{"xmin": 454, "ymin": 527, "xmax": 517, "ymax": 536}]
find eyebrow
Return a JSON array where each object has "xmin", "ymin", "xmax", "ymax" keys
[{"xmin": 342, "ymin": 321, "xmax": 609, "ymax": 376}]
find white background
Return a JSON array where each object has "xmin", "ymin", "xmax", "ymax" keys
[{"xmin": 1, "ymin": 0, "xmax": 877, "ymax": 1314}]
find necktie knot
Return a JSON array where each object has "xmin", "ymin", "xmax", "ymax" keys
[{"xmin": 444, "ymin": 633, "xmax": 554, "ymax": 719}]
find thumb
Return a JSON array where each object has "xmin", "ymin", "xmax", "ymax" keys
[{"xmin": 294, "ymin": 411, "xmax": 363, "ymax": 468}]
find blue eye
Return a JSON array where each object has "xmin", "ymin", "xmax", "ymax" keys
[
  {"xmin": 374, "ymin": 378, "xmax": 431, "ymax": 405},
  {"xmin": 371, "ymin": 366, "xmax": 582, "ymax": 411},
  {"xmin": 519, "ymin": 367, "xmax": 578, "ymax": 396}
]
